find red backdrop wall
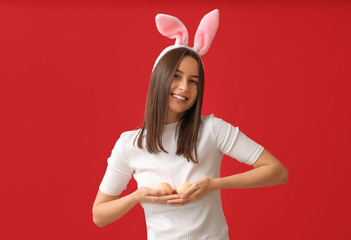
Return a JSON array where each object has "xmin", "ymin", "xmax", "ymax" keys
[{"xmin": 1, "ymin": 0, "xmax": 350, "ymax": 239}]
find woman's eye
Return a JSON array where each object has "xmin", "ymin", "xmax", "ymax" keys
[
  {"xmin": 190, "ymin": 80, "xmax": 198, "ymax": 84},
  {"xmin": 174, "ymin": 74, "xmax": 180, "ymax": 78}
]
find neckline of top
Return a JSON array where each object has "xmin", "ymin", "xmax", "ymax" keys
[{"xmin": 163, "ymin": 121, "xmax": 180, "ymax": 133}]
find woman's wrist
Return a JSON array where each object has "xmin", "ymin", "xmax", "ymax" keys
[
  {"xmin": 210, "ymin": 177, "xmax": 222, "ymax": 191},
  {"xmin": 130, "ymin": 190, "xmax": 141, "ymax": 204}
]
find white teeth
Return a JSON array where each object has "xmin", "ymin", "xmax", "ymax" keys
[{"xmin": 172, "ymin": 94, "xmax": 186, "ymax": 101}]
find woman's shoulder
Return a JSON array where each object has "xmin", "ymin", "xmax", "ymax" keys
[
  {"xmin": 201, "ymin": 113, "xmax": 225, "ymax": 125},
  {"xmin": 200, "ymin": 114, "xmax": 218, "ymax": 131},
  {"xmin": 114, "ymin": 128, "xmax": 142, "ymax": 145},
  {"xmin": 201, "ymin": 113, "xmax": 214, "ymax": 121},
  {"xmin": 201, "ymin": 113, "xmax": 237, "ymax": 131}
]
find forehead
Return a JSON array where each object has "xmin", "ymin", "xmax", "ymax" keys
[{"xmin": 177, "ymin": 56, "xmax": 199, "ymax": 75}]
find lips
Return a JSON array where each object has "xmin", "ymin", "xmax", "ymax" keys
[{"xmin": 171, "ymin": 93, "xmax": 188, "ymax": 101}]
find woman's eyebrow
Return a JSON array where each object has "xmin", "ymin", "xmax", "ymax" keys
[{"xmin": 176, "ymin": 69, "xmax": 199, "ymax": 78}]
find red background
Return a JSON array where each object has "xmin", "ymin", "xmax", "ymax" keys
[{"xmin": 1, "ymin": 0, "xmax": 350, "ymax": 239}]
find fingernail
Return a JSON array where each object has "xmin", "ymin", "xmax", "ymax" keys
[{"xmin": 161, "ymin": 191, "xmax": 166, "ymax": 194}]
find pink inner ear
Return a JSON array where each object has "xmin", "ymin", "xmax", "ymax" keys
[
  {"xmin": 156, "ymin": 14, "xmax": 188, "ymax": 45},
  {"xmin": 193, "ymin": 9, "xmax": 219, "ymax": 55}
]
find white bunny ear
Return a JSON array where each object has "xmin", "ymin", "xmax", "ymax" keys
[
  {"xmin": 193, "ymin": 9, "xmax": 219, "ymax": 56},
  {"xmin": 155, "ymin": 14, "xmax": 189, "ymax": 46}
]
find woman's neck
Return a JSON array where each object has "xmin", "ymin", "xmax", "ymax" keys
[{"xmin": 166, "ymin": 112, "xmax": 184, "ymax": 124}]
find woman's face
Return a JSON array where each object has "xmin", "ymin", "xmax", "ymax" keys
[{"xmin": 167, "ymin": 55, "xmax": 199, "ymax": 124}]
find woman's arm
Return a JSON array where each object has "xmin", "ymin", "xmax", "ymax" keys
[
  {"xmin": 167, "ymin": 149, "xmax": 288, "ymax": 206},
  {"xmin": 92, "ymin": 188, "xmax": 180, "ymax": 227},
  {"xmin": 215, "ymin": 148, "xmax": 288, "ymax": 189},
  {"xmin": 92, "ymin": 190, "xmax": 136, "ymax": 228}
]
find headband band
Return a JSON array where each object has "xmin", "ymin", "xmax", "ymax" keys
[{"xmin": 152, "ymin": 9, "xmax": 219, "ymax": 72}]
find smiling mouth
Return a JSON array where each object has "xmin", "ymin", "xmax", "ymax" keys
[{"xmin": 171, "ymin": 93, "xmax": 188, "ymax": 101}]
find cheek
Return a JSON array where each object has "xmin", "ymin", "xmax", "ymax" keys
[
  {"xmin": 192, "ymin": 87, "xmax": 198, "ymax": 100},
  {"xmin": 169, "ymin": 80, "xmax": 176, "ymax": 90}
]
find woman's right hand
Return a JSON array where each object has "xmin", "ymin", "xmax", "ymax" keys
[
  {"xmin": 92, "ymin": 187, "xmax": 182, "ymax": 228},
  {"xmin": 133, "ymin": 187, "xmax": 180, "ymax": 204}
]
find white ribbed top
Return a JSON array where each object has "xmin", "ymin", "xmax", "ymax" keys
[{"xmin": 99, "ymin": 114, "xmax": 264, "ymax": 240}]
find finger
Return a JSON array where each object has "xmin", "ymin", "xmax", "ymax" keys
[
  {"xmin": 166, "ymin": 197, "xmax": 188, "ymax": 204},
  {"xmin": 181, "ymin": 185, "xmax": 198, "ymax": 199},
  {"xmin": 167, "ymin": 194, "xmax": 182, "ymax": 199},
  {"xmin": 147, "ymin": 189, "xmax": 168, "ymax": 196},
  {"xmin": 159, "ymin": 194, "xmax": 182, "ymax": 202},
  {"xmin": 149, "ymin": 194, "xmax": 182, "ymax": 203}
]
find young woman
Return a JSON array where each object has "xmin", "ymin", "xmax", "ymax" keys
[{"xmin": 93, "ymin": 10, "xmax": 288, "ymax": 240}]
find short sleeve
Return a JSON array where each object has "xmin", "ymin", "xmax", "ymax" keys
[
  {"xmin": 99, "ymin": 132, "xmax": 134, "ymax": 196},
  {"xmin": 210, "ymin": 114, "xmax": 264, "ymax": 165}
]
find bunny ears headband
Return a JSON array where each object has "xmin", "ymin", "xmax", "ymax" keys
[{"xmin": 152, "ymin": 9, "xmax": 219, "ymax": 72}]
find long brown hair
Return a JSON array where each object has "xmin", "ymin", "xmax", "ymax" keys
[{"xmin": 133, "ymin": 47, "xmax": 205, "ymax": 163}]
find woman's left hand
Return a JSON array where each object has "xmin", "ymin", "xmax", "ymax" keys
[{"xmin": 166, "ymin": 177, "xmax": 218, "ymax": 206}]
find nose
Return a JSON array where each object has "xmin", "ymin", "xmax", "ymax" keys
[{"xmin": 177, "ymin": 77, "xmax": 189, "ymax": 91}]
